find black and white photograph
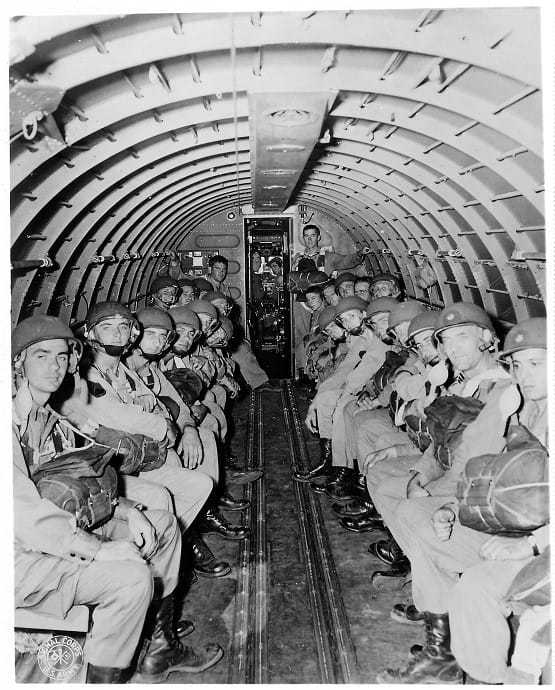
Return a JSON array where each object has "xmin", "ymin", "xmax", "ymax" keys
[{"xmin": 8, "ymin": 3, "xmax": 552, "ymax": 684}]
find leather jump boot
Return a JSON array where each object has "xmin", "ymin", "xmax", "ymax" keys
[
  {"xmin": 294, "ymin": 438, "xmax": 333, "ymax": 482},
  {"xmin": 86, "ymin": 664, "xmax": 123, "ymax": 683},
  {"xmin": 332, "ymin": 495, "xmax": 375, "ymax": 517},
  {"xmin": 133, "ymin": 594, "xmax": 223, "ymax": 683},
  {"xmin": 390, "ymin": 603, "xmax": 425, "ymax": 626},
  {"xmin": 339, "ymin": 512, "xmax": 385, "ymax": 533},
  {"xmin": 376, "ymin": 612, "xmax": 463, "ymax": 684},
  {"xmin": 189, "ymin": 531, "xmax": 231, "ymax": 578},
  {"xmin": 324, "ymin": 467, "xmax": 358, "ymax": 502},
  {"xmin": 197, "ymin": 507, "xmax": 249, "ymax": 540},
  {"xmin": 218, "ymin": 491, "xmax": 250, "ymax": 511},
  {"xmin": 222, "ymin": 446, "xmax": 263, "ymax": 485},
  {"xmin": 369, "ymin": 535, "xmax": 411, "ymax": 581},
  {"xmin": 226, "ymin": 466, "xmax": 263, "ymax": 485}
]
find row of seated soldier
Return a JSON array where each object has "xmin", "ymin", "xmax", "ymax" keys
[
  {"xmin": 289, "ymin": 268, "xmax": 549, "ymax": 683},
  {"xmin": 12, "ymin": 275, "xmax": 278, "ymax": 682},
  {"xmin": 12, "ymin": 257, "xmax": 550, "ymax": 683}
]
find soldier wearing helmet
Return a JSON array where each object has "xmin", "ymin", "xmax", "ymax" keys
[
  {"xmin": 164, "ymin": 307, "xmax": 262, "ymax": 493},
  {"xmin": 175, "ymin": 277, "xmax": 197, "ymax": 307},
  {"xmin": 363, "ymin": 302, "xmax": 512, "ymax": 578},
  {"xmin": 335, "ymin": 272, "xmax": 357, "ymax": 298},
  {"xmin": 386, "ymin": 300, "xmax": 425, "ymax": 347},
  {"xmin": 163, "ymin": 307, "xmax": 229, "ymax": 454},
  {"xmin": 336, "ymin": 302, "xmax": 428, "ymax": 523},
  {"xmin": 205, "ymin": 316, "xmax": 241, "ymax": 400},
  {"xmin": 339, "ymin": 309, "xmax": 444, "ymax": 533},
  {"xmin": 164, "ymin": 307, "xmax": 216, "ymax": 388},
  {"xmin": 368, "ymin": 273, "xmax": 403, "ymax": 300},
  {"xmin": 205, "ymin": 290, "xmax": 232, "ymax": 318},
  {"xmin": 322, "ymin": 279, "xmax": 340, "ymax": 307},
  {"xmin": 77, "ymin": 301, "xmax": 217, "ymax": 544},
  {"xmin": 354, "ymin": 276, "xmax": 372, "ymax": 302},
  {"xmin": 299, "ymin": 295, "xmax": 389, "ymax": 499},
  {"xmin": 380, "ymin": 316, "xmax": 548, "ymax": 685},
  {"xmin": 128, "ymin": 310, "xmax": 243, "ymax": 576},
  {"xmin": 150, "ymin": 275, "xmax": 180, "ymax": 311},
  {"xmin": 365, "ymin": 297, "xmax": 400, "ymax": 342},
  {"xmin": 11, "ymin": 315, "xmax": 212, "ymax": 683}
]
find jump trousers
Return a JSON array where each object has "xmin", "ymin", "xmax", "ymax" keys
[{"xmin": 77, "ymin": 509, "xmax": 180, "ymax": 668}]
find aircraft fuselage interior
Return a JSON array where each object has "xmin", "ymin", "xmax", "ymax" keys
[{"xmin": 10, "ymin": 9, "xmax": 551, "ymax": 686}]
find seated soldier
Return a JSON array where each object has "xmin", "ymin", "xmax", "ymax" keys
[
  {"xmin": 78, "ymin": 301, "xmax": 249, "ymax": 543},
  {"xmin": 205, "ymin": 290, "xmax": 233, "ymax": 319},
  {"xmin": 366, "ymin": 303, "xmax": 511, "ymax": 578},
  {"xmin": 163, "ymin": 304, "xmax": 261, "ymax": 486},
  {"xmin": 162, "ymin": 306, "xmax": 231, "ymax": 449},
  {"xmin": 194, "ymin": 277, "xmax": 213, "ymax": 301},
  {"xmin": 174, "ymin": 278, "xmax": 197, "ymax": 307},
  {"xmin": 353, "ymin": 276, "xmax": 371, "ymax": 302},
  {"xmin": 350, "ymin": 310, "xmax": 444, "ymax": 528},
  {"xmin": 297, "ymin": 297, "xmax": 381, "ymax": 483},
  {"xmin": 187, "ymin": 300, "xmax": 228, "ymax": 408},
  {"xmin": 336, "ymin": 300, "xmax": 426, "ymax": 527},
  {"xmin": 368, "ymin": 272, "xmax": 403, "ymax": 300},
  {"xmin": 125, "ymin": 307, "xmax": 234, "ymax": 576},
  {"xmin": 304, "ymin": 306, "xmax": 348, "ymax": 386},
  {"xmin": 377, "ymin": 317, "xmax": 548, "ymax": 684},
  {"xmin": 268, "ymin": 256, "xmax": 284, "ymax": 291},
  {"xmin": 12, "ymin": 315, "xmax": 222, "ymax": 683},
  {"xmin": 205, "ymin": 290, "xmax": 269, "ymax": 391},
  {"xmin": 150, "ymin": 276, "xmax": 179, "ymax": 311},
  {"xmin": 293, "ymin": 271, "xmax": 329, "ymax": 381},
  {"xmin": 322, "ymin": 279, "xmax": 340, "ymax": 307},
  {"xmin": 305, "ymin": 296, "xmax": 389, "ymax": 501},
  {"xmin": 335, "ymin": 272, "xmax": 356, "ymax": 298},
  {"xmin": 302, "ymin": 285, "xmax": 325, "ymax": 354},
  {"xmin": 205, "ymin": 316, "xmax": 242, "ymax": 401}
]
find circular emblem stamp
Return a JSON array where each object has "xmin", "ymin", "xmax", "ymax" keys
[{"xmin": 37, "ymin": 635, "xmax": 84, "ymax": 681}]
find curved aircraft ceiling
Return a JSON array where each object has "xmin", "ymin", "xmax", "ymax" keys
[{"xmin": 9, "ymin": 10, "xmax": 546, "ymax": 327}]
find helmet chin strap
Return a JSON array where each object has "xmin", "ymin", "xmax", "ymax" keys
[
  {"xmin": 87, "ymin": 337, "xmax": 128, "ymax": 358},
  {"xmin": 139, "ymin": 348, "xmax": 163, "ymax": 362},
  {"xmin": 102, "ymin": 343, "xmax": 127, "ymax": 357}
]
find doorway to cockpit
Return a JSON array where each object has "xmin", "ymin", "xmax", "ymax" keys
[{"xmin": 244, "ymin": 216, "xmax": 293, "ymax": 379}]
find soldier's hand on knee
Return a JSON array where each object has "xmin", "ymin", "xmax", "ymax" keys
[
  {"xmin": 356, "ymin": 392, "xmax": 380, "ymax": 410},
  {"xmin": 127, "ymin": 508, "xmax": 158, "ymax": 561},
  {"xmin": 479, "ymin": 535, "xmax": 533, "ymax": 561},
  {"xmin": 406, "ymin": 473, "xmax": 430, "ymax": 498},
  {"xmin": 96, "ymin": 540, "xmax": 145, "ymax": 564},
  {"xmin": 178, "ymin": 426, "xmax": 203, "ymax": 469},
  {"xmin": 363, "ymin": 446, "xmax": 396, "ymax": 473},
  {"xmin": 431, "ymin": 506, "xmax": 456, "ymax": 541},
  {"xmin": 136, "ymin": 393, "xmax": 156, "ymax": 413},
  {"xmin": 305, "ymin": 406, "xmax": 318, "ymax": 434}
]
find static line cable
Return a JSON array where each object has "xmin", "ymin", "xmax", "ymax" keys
[{"xmin": 230, "ymin": 14, "xmax": 241, "ymax": 213}]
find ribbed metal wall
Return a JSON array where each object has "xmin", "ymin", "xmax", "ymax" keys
[{"xmin": 10, "ymin": 10, "xmax": 546, "ymax": 327}]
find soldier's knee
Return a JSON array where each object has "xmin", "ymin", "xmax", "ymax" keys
[
  {"xmin": 147, "ymin": 508, "xmax": 179, "ymax": 539},
  {"xmin": 145, "ymin": 485, "xmax": 172, "ymax": 512},
  {"xmin": 116, "ymin": 562, "xmax": 153, "ymax": 605},
  {"xmin": 191, "ymin": 470, "xmax": 214, "ymax": 500}
]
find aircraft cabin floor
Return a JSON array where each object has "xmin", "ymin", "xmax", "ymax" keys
[{"xmin": 15, "ymin": 382, "xmax": 420, "ymax": 684}]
